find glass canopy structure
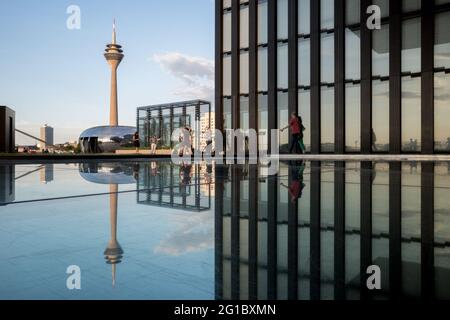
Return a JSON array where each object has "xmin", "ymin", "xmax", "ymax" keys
[{"xmin": 137, "ymin": 100, "xmax": 212, "ymax": 150}]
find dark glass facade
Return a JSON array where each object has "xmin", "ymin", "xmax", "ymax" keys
[
  {"xmin": 215, "ymin": 0, "xmax": 450, "ymax": 154},
  {"xmin": 215, "ymin": 161, "xmax": 450, "ymax": 299}
]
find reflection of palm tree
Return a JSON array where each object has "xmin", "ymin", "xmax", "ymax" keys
[{"xmin": 104, "ymin": 184, "xmax": 123, "ymax": 287}]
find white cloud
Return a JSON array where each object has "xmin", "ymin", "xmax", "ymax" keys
[
  {"xmin": 154, "ymin": 212, "xmax": 214, "ymax": 256},
  {"xmin": 152, "ymin": 52, "xmax": 214, "ymax": 102}
]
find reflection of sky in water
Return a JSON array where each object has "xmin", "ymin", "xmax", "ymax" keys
[
  {"xmin": 0, "ymin": 191, "xmax": 214, "ymax": 300},
  {"xmin": 1, "ymin": 160, "xmax": 450, "ymax": 300}
]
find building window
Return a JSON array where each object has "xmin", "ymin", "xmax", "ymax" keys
[
  {"xmin": 223, "ymin": 97, "xmax": 232, "ymax": 130},
  {"xmin": 402, "ymin": 0, "xmax": 421, "ymax": 12},
  {"xmin": 298, "ymin": 38, "xmax": 311, "ymax": 86},
  {"xmin": 240, "ymin": 96, "xmax": 249, "ymax": 131},
  {"xmin": 321, "ymin": 0, "xmax": 334, "ymax": 31},
  {"xmin": 258, "ymin": 0, "xmax": 268, "ymax": 44},
  {"xmin": 401, "ymin": 163, "xmax": 421, "ymax": 293},
  {"xmin": 321, "ymin": 33, "xmax": 335, "ymax": 84},
  {"xmin": 372, "ymin": 0, "xmax": 389, "ymax": 19},
  {"xmin": 346, "ymin": 0, "xmax": 360, "ymax": 26},
  {"xmin": 277, "ymin": 0, "xmax": 288, "ymax": 40},
  {"xmin": 372, "ymin": 24, "xmax": 389, "ymax": 78},
  {"xmin": 223, "ymin": 11, "xmax": 232, "ymax": 53},
  {"xmin": 278, "ymin": 91, "xmax": 289, "ymax": 153},
  {"xmin": 258, "ymin": 93, "xmax": 268, "ymax": 151},
  {"xmin": 161, "ymin": 109, "xmax": 171, "ymax": 149},
  {"xmin": 321, "ymin": 86, "xmax": 335, "ymax": 152},
  {"xmin": 435, "ymin": 11, "xmax": 450, "ymax": 70},
  {"xmin": 240, "ymin": 51, "xmax": 249, "ymax": 94},
  {"xmin": 298, "ymin": 0, "xmax": 310, "ymax": 35},
  {"xmin": 223, "ymin": 55, "xmax": 232, "ymax": 96},
  {"xmin": 434, "ymin": 11, "xmax": 450, "ymax": 152},
  {"xmin": 258, "ymin": 47, "xmax": 268, "ymax": 91},
  {"xmin": 345, "ymin": 83, "xmax": 361, "ymax": 152},
  {"xmin": 298, "ymin": 89, "xmax": 311, "ymax": 152},
  {"xmin": 434, "ymin": 72, "xmax": 450, "ymax": 152},
  {"xmin": 372, "ymin": 80, "xmax": 389, "ymax": 152},
  {"xmin": 240, "ymin": 5, "xmax": 249, "ymax": 49},
  {"xmin": 223, "ymin": 0, "xmax": 232, "ymax": 9},
  {"xmin": 401, "ymin": 76, "xmax": 421, "ymax": 152},
  {"xmin": 345, "ymin": 28, "xmax": 361, "ymax": 81},
  {"xmin": 277, "ymin": 43, "xmax": 288, "ymax": 89},
  {"xmin": 402, "ymin": 18, "xmax": 421, "ymax": 74},
  {"xmin": 434, "ymin": 164, "xmax": 450, "ymax": 254}
]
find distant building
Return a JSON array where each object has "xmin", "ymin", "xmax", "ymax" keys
[
  {"xmin": 40, "ymin": 125, "xmax": 54, "ymax": 150},
  {"xmin": 0, "ymin": 106, "xmax": 15, "ymax": 153}
]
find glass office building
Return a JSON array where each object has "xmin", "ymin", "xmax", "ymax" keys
[
  {"xmin": 137, "ymin": 100, "xmax": 211, "ymax": 150},
  {"xmin": 215, "ymin": 0, "xmax": 450, "ymax": 154}
]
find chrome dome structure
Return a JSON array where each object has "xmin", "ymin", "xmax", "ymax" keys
[
  {"xmin": 78, "ymin": 162, "xmax": 138, "ymax": 185},
  {"xmin": 79, "ymin": 125, "xmax": 136, "ymax": 153}
]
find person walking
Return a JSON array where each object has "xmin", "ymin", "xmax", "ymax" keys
[
  {"xmin": 281, "ymin": 112, "xmax": 302, "ymax": 154},
  {"xmin": 149, "ymin": 136, "xmax": 160, "ymax": 155},
  {"xmin": 133, "ymin": 131, "xmax": 140, "ymax": 153},
  {"xmin": 297, "ymin": 115, "xmax": 306, "ymax": 154}
]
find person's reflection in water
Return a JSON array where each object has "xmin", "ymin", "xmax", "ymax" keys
[
  {"xmin": 204, "ymin": 163, "xmax": 213, "ymax": 184},
  {"xmin": 150, "ymin": 161, "xmax": 160, "ymax": 177},
  {"xmin": 280, "ymin": 161, "xmax": 306, "ymax": 203},
  {"xmin": 180, "ymin": 161, "xmax": 192, "ymax": 184},
  {"xmin": 132, "ymin": 162, "xmax": 140, "ymax": 180},
  {"xmin": 409, "ymin": 161, "xmax": 418, "ymax": 173}
]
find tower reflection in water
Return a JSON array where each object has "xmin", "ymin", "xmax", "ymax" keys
[
  {"xmin": 79, "ymin": 161, "xmax": 213, "ymax": 286},
  {"xmin": 79, "ymin": 162, "xmax": 137, "ymax": 286},
  {"xmin": 214, "ymin": 161, "xmax": 450, "ymax": 300}
]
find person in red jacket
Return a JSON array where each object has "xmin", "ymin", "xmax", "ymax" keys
[{"xmin": 281, "ymin": 112, "xmax": 303, "ymax": 154}]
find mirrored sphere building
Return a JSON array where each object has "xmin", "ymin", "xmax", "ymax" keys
[
  {"xmin": 79, "ymin": 126, "xmax": 136, "ymax": 153},
  {"xmin": 215, "ymin": 0, "xmax": 450, "ymax": 154}
]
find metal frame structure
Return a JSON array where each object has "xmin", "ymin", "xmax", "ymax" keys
[{"xmin": 137, "ymin": 100, "xmax": 211, "ymax": 149}]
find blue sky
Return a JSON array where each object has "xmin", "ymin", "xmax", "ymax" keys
[{"xmin": 0, "ymin": 0, "xmax": 214, "ymax": 144}]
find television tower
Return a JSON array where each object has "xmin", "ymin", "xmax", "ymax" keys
[{"xmin": 104, "ymin": 20, "xmax": 124, "ymax": 126}]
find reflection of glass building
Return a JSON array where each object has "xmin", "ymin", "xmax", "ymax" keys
[
  {"xmin": 136, "ymin": 161, "xmax": 212, "ymax": 211},
  {"xmin": 0, "ymin": 165, "xmax": 15, "ymax": 205},
  {"xmin": 215, "ymin": 161, "xmax": 450, "ymax": 299},
  {"xmin": 215, "ymin": 0, "xmax": 450, "ymax": 154},
  {"xmin": 137, "ymin": 100, "xmax": 211, "ymax": 150}
]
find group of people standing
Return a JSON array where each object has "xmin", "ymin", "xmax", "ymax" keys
[{"xmin": 132, "ymin": 131, "xmax": 160, "ymax": 155}]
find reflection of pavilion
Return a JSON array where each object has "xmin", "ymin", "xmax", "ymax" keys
[
  {"xmin": 79, "ymin": 163, "xmax": 138, "ymax": 286},
  {"xmin": 214, "ymin": 162, "xmax": 450, "ymax": 300},
  {"xmin": 136, "ymin": 162, "xmax": 211, "ymax": 212}
]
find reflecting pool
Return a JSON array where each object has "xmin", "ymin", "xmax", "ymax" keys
[{"xmin": 0, "ymin": 160, "xmax": 449, "ymax": 300}]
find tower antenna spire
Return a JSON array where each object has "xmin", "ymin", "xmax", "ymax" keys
[{"xmin": 112, "ymin": 18, "xmax": 116, "ymax": 44}]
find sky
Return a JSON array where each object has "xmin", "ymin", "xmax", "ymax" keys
[{"xmin": 0, "ymin": 0, "xmax": 215, "ymax": 144}]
